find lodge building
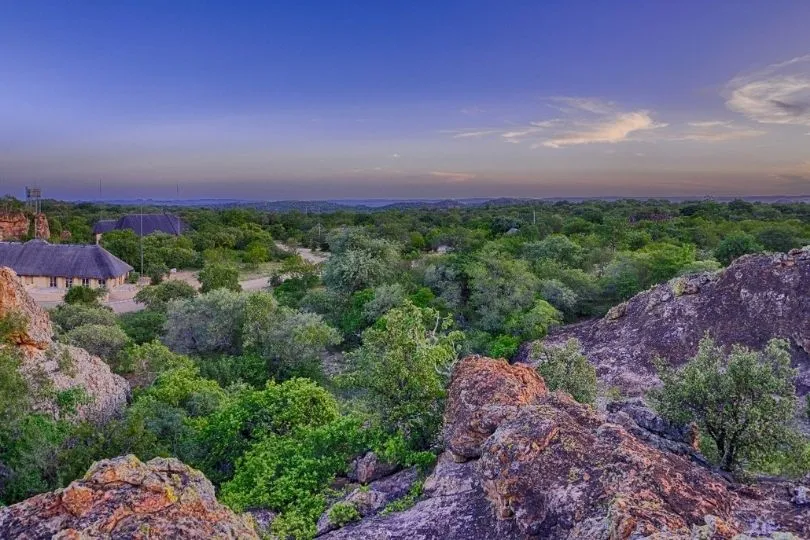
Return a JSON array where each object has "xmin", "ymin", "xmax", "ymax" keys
[{"xmin": 0, "ymin": 240, "xmax": 133, "ymax": 289}]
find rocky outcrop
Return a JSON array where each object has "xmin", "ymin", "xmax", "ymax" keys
[
  {"xmin": 0, "ymin": 455, "xmax": 259, "ymax": 539},
  {"xmin": 0, "ymin": 212, "xmax": 31, "ymax": 240},
  {"xmin": 0, "ymin": 267, "xmax": 129, "ymax": 422},
  {"xmin": 324, "ymin": 357, "xmax": 809, "ymax": 539},
  {"xmin": 317, "ymin": 468, "xmax": 420, "ymax": 536},
  {"xmin": 540, "ymin": 248, "xmax": 810, "ymax": 395},
  {"xmin": 0, "ymin": 212, "xmax": 49, "ymax": 240},
  {"xmin": 34, "ymin": 213, "xmax": 50, "ymax": 240},
  {"xmin": 0, "ymin": 266, "xmax": 52, "ymax": 348}
]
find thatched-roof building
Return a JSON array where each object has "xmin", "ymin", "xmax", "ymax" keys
[
  {"xmin": 0, "ymin": 240, "xmax": 132, "ymax": 289},
  {"xmin": 93, "ymin": 214, "xmax": 187, "ymax": 242}
]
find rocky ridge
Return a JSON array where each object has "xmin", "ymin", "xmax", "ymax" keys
[
  {"xmin": 0, "ymin": 267, "xmax": 129, "ymax": 422},
  {"xmin": 0, "ymin": 455, "xmax": 259, "ymax": 539},
  {"xmin": 539, "ymin": 247, "xmax": 810, "ymax": 395},
  {"xmin": 0, "ymin": 212, "xmax": 49, "ymax": 241},
  {"xmin": 322, "ymin": 357, "xmax": 809, "ymax": 539}
]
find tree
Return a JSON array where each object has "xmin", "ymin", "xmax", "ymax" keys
[
  {"xmin": 322, "ymin": 228, "xmax": 400, "ymax": 294},
  {"xmin": 199, "ymin": 263, "xmax": 241, "ymax": 293},
  {"xmin": 63, "ymin": 286, "xmax": 105, "ymax": 306},
  {"xmin": 652, "ymin": 337, "xmax": 797, "ymax": 471},
  {"xmin": 134, "ymin": 280, "xmax": 198, "ymax": 312},
  {"xmin": 466, "ymin": 254, "xmax": 539, "ymax": 334},
  {"xmin": 101, "ymin": 230, "xmax": 139, "ymax": 267},
  {"xmin": 531, "ymin": 339, "xmax": 597, "ymax": 404},
  {"xmin": 523, "ymin": 234, "xmax": 584, "ymax": 268},
  {"xmin": 163, "ymin": 289, "xmax": 248, "ymax": 355},
  {"xmin": 61, "ymin": 324, "xmax": 130, "ymax": 363},
  {"xmin": 345, "ymin": 301, "xmax": 463, "ymax": 449},
  {"xmin": 505, "ymin": 299, "xmax": 562, "ymax": 341},
  {"xmin": 714, "ymin": 233, "xmax": 762, "ymax": 266},
  {"xmin": 757, "ymin": 226, "xmax": 798, "ymax": 253},
  {"xmin": 242, "ymin": 293, "xmax": 341, "ymax": 379}
]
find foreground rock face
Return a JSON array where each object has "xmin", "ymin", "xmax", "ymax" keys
[
  {"xmin": 0, "ymin": 267, "xmax": 129, "ymax": 422},
  {"xmin": 541, "ymin": 248, "xmax": 810, "ymax": 394},
  {"xmin": 324, "ymin": 357, "xmax": 809, "ymax": 539},
  {"xmin": 0, "ymin": 455, "xmax": 259, "ymax": 539}
]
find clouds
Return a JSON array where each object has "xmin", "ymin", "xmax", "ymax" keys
[
  {"xmin": 449, "ymin": 98, "xmax": 666, "ymax": 148},
  {"xmin": 675, "ymin": 121, "xmax": 765, "ymax": 142},
  {"xmin": 726, "ymin": 54, "xmax": 810, "ymax": 126},
  {"xmin": 429, "ymin": 171, "xmax": 476, "ymax": 182},
  {"xmin": 541, "ymin": 111, "xmax": 666, "ymax": 148}
]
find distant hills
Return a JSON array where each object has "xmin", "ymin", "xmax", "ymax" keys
[{"xmin": 90, "ymin": 195, "xmax": 810, "ymax": 213}]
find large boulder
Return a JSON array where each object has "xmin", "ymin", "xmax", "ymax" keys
[
  {"xmin": 0, "ymin": 267, "xmax": 129, "ymax": 422},
  {"xmin": 0, "ymin": 266, "xmax": 52, "ymax": 348},
  {"xmin": 323, "ymin": 357, "xmax": 809, "ymax": 539},
  {"xmin": 539, "ymin": 248, "xmax": 810, "ymax": 394},
  {"xmin": 0, "ymin": 455, "xmax": 259, "ymax": 539},
  {"xmin": 443, "ymin": 356, "xmax": 546, "ymax": 460}
]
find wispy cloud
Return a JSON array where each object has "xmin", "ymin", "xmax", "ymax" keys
[
  {"xmin": 540, "ymin": 111, "xmax": 667, "ymax": 148},
  {"xmin": 447, "ymin": 98, "xmax": 665, "ymax": 148},
  {"xmin": 675, "ymin": 121, "xmax": 765, "ymax": 142},
  {"xmin": 460, "ymin": 106, "xmax": 485, "ymax": 116},
  {"xmin": 429, "ymin": 171, "xmax": 476, "ymax": 182},
  {"xmin": 548, "ymin": 97, "xmax": 617, "ymax": 115},
  {"xmin": 726, "ymin": 54, "xmax": 810, "ymax": 126}
]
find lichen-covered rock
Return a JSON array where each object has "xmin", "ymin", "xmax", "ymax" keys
[
  {"xmin": 347, "ymin": 451, "xmax": 399, "ymax": 484},
  {"xmin": 318, "ymin": 453, "xmax": 521, "ymax": 540},
  {"xmin": 33, "ymin": 213, "xmax": 49, "ymax": 240},
  {"xmin": 0, "ymin": 267, "xmax": 129, "ymax": 422},
  {"xmin": 325, "ymin": 357, "xmax": 809, "ymax": 539},
  {"xmin": 317, "ymin": 468, "xmax": 419, "ymax": 536},
  {"xmin": 0, "ymin": 455, "xmax": 258, "ymax": 539},
  {"xmin": 0, "ymin": 266, "xmax": 53, "ymax": 348},
  {"xmin": 0, "ymin": 212, "xmax": 31, "ymax": 241},
  {"xmin": 443, "ymin": 356, "xmax": 547, "ymax": 460},
  {"xmin": 540, "ymin": 248, "xmax": 810, "ymax": 395}
]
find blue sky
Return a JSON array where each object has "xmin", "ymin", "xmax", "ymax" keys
[{"xmin": 1, "ymin": 1, "xmax": 809, "ymax": 199}]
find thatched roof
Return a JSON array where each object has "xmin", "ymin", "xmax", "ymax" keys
[
  {"xmin": 0, "ymin": 240, "xmax": 133, "ymax": 279},
  {"xmin": 92, "ymin": 214, "xmax": 187, "ymax": 236}
]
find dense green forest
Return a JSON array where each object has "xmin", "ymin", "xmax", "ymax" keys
[{"xmin": 2, "ymin": 197, "xmax": 810, "ymax": 538}]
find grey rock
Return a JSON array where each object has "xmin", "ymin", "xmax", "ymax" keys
[{"xmin": 538, "ymin": 248, "xmax": 810, "ymax": 395}]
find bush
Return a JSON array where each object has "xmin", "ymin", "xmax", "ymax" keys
[
  {"xmin": 134, "ymin": 280, "xmax": 198, "ymax": 312},
  {"xmin": 714, "ymin": 233, "xmax": 762, "ymax": 266},
  {"xmin": 488, "ymin": 334, "xmax": 520, "ymax": 359},
  {"xmin": 652, "ymin": 337, "xmax": 798, "ymax": 472},
  {"xmin": 63, "ymin": 286, "xmax": 105, "ymax": 306},
  {"xmin": 328, "ymin": 501, "xmax": 361, "ymax": 527},
  {"xmin": 344, "ymin": 301, "xmax": 463, "ymax": 450},
  {"xmin": 118, "ymin": 310, "xmax": 167, "ymax": 344},
  {"xmin": 61, "ymin": 324, "xmax": 130, "ymax": 364},
  {"xmin": 163, "ymin": 289, "xmax": 248, "ymax": 355},
  {"xmin": 116, "ymin": 341, "xmax": 193, "ymax": 388},
  {"xmin": 531, "ymin": 338, "xmax": 597, "ymax": 404},
  {"xmin": 50, "ymin": 304, "xmax": 117, "ymax": 333},
  {"xmin": 199, "ymin": 263, "xmax": 241, "ymax": 293}
]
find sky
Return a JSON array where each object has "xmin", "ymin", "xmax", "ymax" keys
[{"xmin": 1, "ymin": 1, "xmax": 809, "ymax": 200}]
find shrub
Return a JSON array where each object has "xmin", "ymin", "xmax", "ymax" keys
[
  {"xmin": 714, "ymin": 233, "xmax": 762, "ymax": 266},
  {"xmin": 50, "ymin": 304, "xmax": 117, "ymax": 333},
  {"xmin": 63, "ymin": 286, "xmax": 105, "ymax": 306},
  {"xmin": 61, "ymin": 324, "xmax": 130, "ymax": 364},
  {"xmin": 652, "ymin": 337, "xmax": 798, "ymax": 471},
  {"xmin": 531, "ymin": 338, "xmax": 597, "ymax": 404},
  {"xmin": 199, "ymin": 263, "xmax": 241, "ymax": 293},
  {"xmin": 328, "ymin": 501, "xmax": 361, "ymax": 527},
  {"xmin": 134, "ymin": 280, "xmax": 198, "ymax": 312},
  {"xmin": 118, "ymin": 310, "xmax": 166, "ymax": 344},
  {"xmin": 344, "ymin": 301, "xmax": 463, "ymax": 450}
]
